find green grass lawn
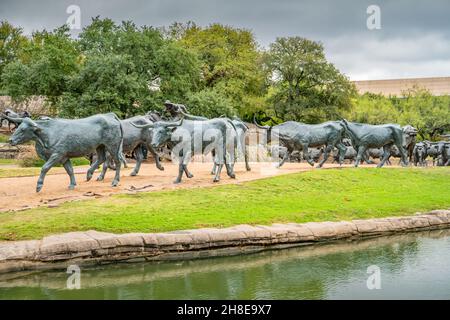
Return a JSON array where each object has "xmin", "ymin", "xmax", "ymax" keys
[
  {"xmin": 0, "ymin": 157, "xmax": 90, "ymax": 178},
  {"xmin": 0, "ymin": 159, "xmax": 15, "ymax": 165},
  {"xmin": 0, "ymin": 167, "xmax": 449, "ymax": 241},
  {"xmin": 0, "ymin": 134, "xmax": 9, "ymax": 143},
  {"xmin": 0, "ymin": 167, "xmax": 43, "ymax": 178}
]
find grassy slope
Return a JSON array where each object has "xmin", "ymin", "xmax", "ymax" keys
[
  {"xmin": 0, "ymin": 159, "xmax": 15, "ymax": 165},
  {"xmin": 0, "ymin": 134, "xmax": 9, "ymax": 143},
  {"xmin": 0, "ymin": 168, "xmax": 448, "ymax": 240},
  {"xmin": 0, "ymin": 167, "xmax": 43, "ymax": 178},
  {"xmin": 0, "ymin": 158, "xmax": 90, "ymax": 178}
]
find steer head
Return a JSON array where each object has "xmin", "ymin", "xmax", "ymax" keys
[
  {"xmin": 8, "ymin": 117, "xmax": 40, "ymax": 146},
  {"xmin": 427, "ymin": 143, "xmax": 441, "ymax": 156},
  {"xmin": 151, "ymin": 118, "xmax": 184, "ymax": 148},
  {"xmin": 131, "ymin": 117, "xmax": 184, "ymax": 148},
  {"xmin": 414, "ymin": 142, "xmax": 427, "ymax": 157},
  {"xmin": 402, "ymin": 125, "xmax": 418, "ymax": 148},
  {"xmin": 443, "ymin": 143, "xmax": 450, "ymax": 155}
]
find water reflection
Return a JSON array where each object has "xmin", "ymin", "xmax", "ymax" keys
[{"xmin": 0, "ymin": 229, "xmax": 449, "ymax": 299}]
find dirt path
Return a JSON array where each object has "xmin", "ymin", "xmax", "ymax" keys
[{"xmin": 0, "ymin": 161, "xmax": 374, "ymax": 212}]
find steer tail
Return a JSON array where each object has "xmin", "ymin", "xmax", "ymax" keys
[
  {"xmin": 340, "ymin": 118, "xmax": 349, "ymax": 128},
  {"xmin": 252, "ymin": 114, "xmax": 272, "ymax": 130},
  {"xmin": 253, "ymin": 114, "xmax": 274, "ymax": 144}
]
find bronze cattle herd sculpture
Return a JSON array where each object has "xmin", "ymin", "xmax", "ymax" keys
[{"xmin": 1, "ymin": 100, "xmax": 449, "ymax": 192}]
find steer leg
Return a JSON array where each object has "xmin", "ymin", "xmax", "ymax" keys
[
  {"xmin": 174, "ymin": 163, "xmax": 184, "ymax": 184},
  {"xmin": 225, "ymin": 147, "xmax": 236, "ymax": 179},
  {"xmin": 210, "ymin": 149, "xmax": 217, "ymax": 175},
  {"xmin": 225, "ymin": 163, "xmax": 235, "ymax": 178},
  {"xmin": 277, "ymin": 149, "xmax": 289, "ymax": 168},
  {"xmin": 211, "ymin": 163, "xmax": 217, "ymax": 175},
  {"xmin": 335, "ymin": 143, "xmax": 347, "ymax": 166},
  {"xmin": 183, "ymin": 164, "xmax": 194, "ymax": 178},
  {"xmin": 147, "ymin": 144, "xmax": 164, "ymax": 171},
  {"xmin": 63, "ymin": 159, "xmax": 77, "ymax": 190},
  {"xmin": 359, "ymin": 149, "xmax": 373, "ymax": 164},
  {"xmin": 224, "ymin": 145, "xmax": 236, "ymax": 179},
  {"xmin": 302, "ymin": 144, "xmax": 314, "ymax": 166},
  {"xmin": 130, "ymin": 146, "xmax": 144, "ymax": 176},
  {"xmin": 354, "ymin": 146, "xmax": 367, "ymax": 167},
  {"xmin": 97, "ymin": 163, "xmax": 107, "ymax": 181},
  {"xmin": 398, "ymin": 145, "xmax": 409, "ymax": 167},
  {"xmin": 213, "ymin": 164, "xmax": 223, "ymax": 182},
  {"xmin": 97, "ymin": 154, "xmax": 110, "ymax": 181},
  {"xmin": 87, "ymin": 146, "xmax": 106, "ymax": 181},
  {"xmin": 109, "ymin": 151, "xmax": 122, "ymax": 187},
  {"xmin": 377, "ymin": 145, "xmax": 392, "ymax": 168},
  {"xmin": 174, "ymin": 153, "xmax": 188, "ymax": 184},
  {"xmin": 317, "ymin": 145, "xmax": 332, "ymax": 168},
  {"xmin": 244, "ymin": 143, "xmax": 251, "ymax": 171},
  {"xmin": 36, "ymin": 154, "xmax": 61, "ymax": 192}
]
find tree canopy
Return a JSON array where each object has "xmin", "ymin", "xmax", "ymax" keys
[
  {"xmin": 345, "ymin": 88, "xmax": 450, "ymax": 140},
  {"xmin": 0, "ymin": 18, "xmax": 447, "ymax": 140},
  {"xmin": 264, "ymin": 37, "xmax": 356, "ymax": 123}
]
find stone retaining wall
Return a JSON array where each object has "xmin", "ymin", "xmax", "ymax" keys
[{"xmin": 0, "ymin": 209, "xmax": 449, "ymax": 274}]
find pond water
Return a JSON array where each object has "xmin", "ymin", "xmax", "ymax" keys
[{"xmin": 0, "ymin": 229, "xmax": 449, "ymax": 299}]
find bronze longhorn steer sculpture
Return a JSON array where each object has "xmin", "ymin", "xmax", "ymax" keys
[
  {"xmin": 132, "ymin": 117, "xmax": 237, "ymax": 184},
  {"xmin": 402, "ymin": 125, "xmax": 418, "ymax": 162},
  {"xmin": 333, "ymin": 145, "xmax": 357, "ymax": 164},
  {"xmin": 386, "ymin": 125, "xmax": 418, "ymax": 164},
  {"xmin": 413, "ymin": 142, "xmax": 428, "ymax": 167},
  {"xmin": 442, "ymin": 143, "xmax": 450, "ymax": 166},
  {"xmin": 0, "ymin": 109, "xmax": 31, "ymax": 131},
  {"xmin": 423, "ymin": 141, "xmax": 447, "ymax": 166},
  {"xmin": 253, "ymin": 116, "xmax": 347, "ymax": 168},
  {"xmin": 7, "ymin": 113, "xmax": 123, "ymax": 192},
  {"xmin": 340, "ymin": 119, "xmax": 408, "ymax": 168},
  {"xmin": 164, "ymin": 101, "xmax": 250, "ymax": 173},
  {"xmin": 96, "ymin": 114, "xmax": 165, "ymax": 180}
]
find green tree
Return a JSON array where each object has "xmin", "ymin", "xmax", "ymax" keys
[
  {"xmin": 154, "ymin": 41, "xmax": 201, "ymax": 104},
  {"xmin": 78, "ymin": 18, "xmax": 164, "ymax": 79},
  {"xmin": 264, "ymin": 37, "xmax": 355, "ymax": 123},
  {"xmin": 186, "ymin": 88, "xmax": 236, "ymax": 118},
  {"xmin": 74, "ymin": 17, "xmax": 200, "ymax": 114},
  {"xmin": 59, "ymin": 54, "xmax": 144, "ymax": 118},
  {"xmin": 344, "ymin": 93, "xmax": 401, "ymax": 124},
  {"xmin": 397, "ymin": 87, "xmax": 450, "ymax": 140},
  {"xmin": 348, "ymin": 87, "xmax": 450, "ymax": 141},
  {"xmin": 178, "ymin": 23, "xmax": 267, "ymax": 119},
  {"xmin": 1, "ymin": 25, "xmax": 80, "ymax": 111},
  {"xmin": 0, "ymin": 21, "xmax": 28, "ymax": 83}
]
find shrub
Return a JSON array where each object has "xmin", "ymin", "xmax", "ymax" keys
[
  {"xmin": 17, "ymin": 148, "xmax": 43, "ymax": 167},
  {"xmin": 186, "ymin": 88, "xmax": 236, "ymax": 118}
]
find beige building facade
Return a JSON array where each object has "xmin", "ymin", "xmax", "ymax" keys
[{"xmin": 352, "ymin": 76, "xmax": 450, "ymax": 96}]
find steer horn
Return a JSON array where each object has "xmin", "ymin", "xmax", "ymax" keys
[
  {"xmin": 130, "ymin": 121, "xmax": 155, "ymax": 129},
  {"xmin": 161, "ymin": 117, "xmax": 183, "ymax": 128},
  {"xmin": 2, "ymin": 114, "xmax": 24, "ymax": 124},
  {"xmin": 130, "ymin": 117, "xmax": 183, "ymax": 129}
]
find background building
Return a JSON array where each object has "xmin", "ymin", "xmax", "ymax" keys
[{"xmin": 353, "ymin": 76, "xmax": 450, "ymax": 96}]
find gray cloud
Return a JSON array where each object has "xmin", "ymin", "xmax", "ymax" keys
[{"xmin": 1, "ymin": 0, "xmax": 450, "ymax": 80}]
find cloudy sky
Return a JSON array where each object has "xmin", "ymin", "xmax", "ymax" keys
[{"xmin": 1, "ymin": 0, "xmax": 449, "ymax": 80}]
